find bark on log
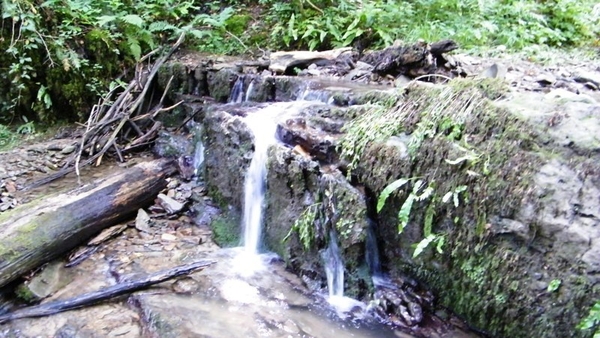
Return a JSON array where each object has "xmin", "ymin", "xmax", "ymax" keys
[
  {"xmin": 0, "ymin": 159, "xmax": 176, "ymax": 288},
  {"xmin": 269, "ymin": 47, "xmax": 353, "ymax": 74}
]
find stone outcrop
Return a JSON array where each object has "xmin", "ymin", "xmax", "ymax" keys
[{"xmin": 156, "ymin": 53, "xmax": 600, "ymax": 338}]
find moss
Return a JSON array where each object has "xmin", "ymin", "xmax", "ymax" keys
[
  {"xmin": 210, "ymin": 214, "xmax": 240, "ymax": 247},
  {"xmin": 146, "ymin": 311, "xmax": 178, "ymax": 338},
  {"xmin": 15, "ymin": 284, "xmax": 37, "ymax": 303},
  {"xmin": 225, "ymin": 13, "xmax": 251, "ymax": 36},
  {"xmin": 337, "ymin": 76, "xmax": 600, "ymax": 336}
]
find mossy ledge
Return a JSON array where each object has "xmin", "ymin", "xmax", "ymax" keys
[{"xmin": 342, "ymin": 78, "xmax": 599, "ymax": 337}]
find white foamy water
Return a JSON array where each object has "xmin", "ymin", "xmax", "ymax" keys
[
  {"xmin": 241, "ymin": 102, "xmax": 312, "ymax": 257},
  {"xmin": 229, "ymin": 76, "xmax": 245, "ymax": 103},
  {"xmin": 323, "ymin": 229, "xmax": 344, "ymax": 297},
  {"xmin": 192, "ymin": 140, "xmax": 204, "ymax": 178},
  {"xmin": 245, "ymin": 79, "xmax": 255, "ymax": 102}
]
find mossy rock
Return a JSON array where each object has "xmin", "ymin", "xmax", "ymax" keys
[{"xmin": 210, "ymin": 214, "xmax": 240, "ymax": 247}]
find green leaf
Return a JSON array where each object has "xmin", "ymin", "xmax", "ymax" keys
[
  {"xmin": 121, "ymin": 14, "xmax": 144, "ymax": 27},
  {"xmin": 398, "ymin": 194, "xmax": 415, "ymax": 233},
  {"xmin": 377, "ymin": 178, "xmax": 409, "ymax": 213},
  {"xmin": 149, "ymin": 21, "xmax": 178, "ymax": 32},
  {"xmin": 423, "ymin": 202, "xmax": 435, "ymax": 237},
  {"xmin": 97, "ymin": 15, "xmax": 117, "ymax": 26},
  {"xmin": 547, "ymin": 279, "xmax": 561, "ymax": 293},
  {"xmin": 442, "ymin": 191, "xmax": 453, "ymax": 203},
  {"xmin": 445, "ymin": 156, "xmax": 472, "ymax": 165},
  {"xmin": 435, "ymin": 236, "xmax": 445, "ymax": 254},
  {"xmin": 413, "ymin": 234, "xmax": 436, "ymax": 258},
  {"xmin": 128, "ymin": 40, "xmax": 141, "ymax": 61}
]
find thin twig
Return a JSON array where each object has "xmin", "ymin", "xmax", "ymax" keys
[
  {"xmin": 0, "ymin": 260, "xmax": 215, "ymax": 324},
  {"xmin": 225, "ymin": 29, "xmax": 249, "ymax": 52}
]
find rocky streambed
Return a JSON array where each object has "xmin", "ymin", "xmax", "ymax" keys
[
  {"xmin": 0, "ymin": 46, "xmax": 599, "ymax": 338},
  {"xmin": 152, "ymin": 49, "xmax": 600, "ymax": 338}
]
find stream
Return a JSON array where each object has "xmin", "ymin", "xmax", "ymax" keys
[{"xmin": 0, "ymin": 76, "xmax": 479, "ymax": 338}]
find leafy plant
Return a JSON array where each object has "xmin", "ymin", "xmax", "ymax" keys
[
  {"xmin": 283, "ymin": 203, "xmax": 321, "ymax": 250},
  {"xmin": 547, "ymin": 279, "xmax": 562, "ymax": 293},
  {"xmin": 442, "ymin": 185, "xmax": 468, "ymax": 208},
  {"xmin": 413, "ymin": 233, "xmax": 445, "ymax": 258},
  {"xmin": 0, "ymin": 0, "xmax": 238, "ymax": 123},
  {"xmin": 578, "ymin": 301, "xmax": 600, "ymax": 338}
]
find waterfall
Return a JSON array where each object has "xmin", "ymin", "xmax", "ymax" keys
[
  {"xmin": 245, "ymin": 80, "xmax": 255, "ymax": 102},
  {"xmin": 365, "ymin": 218, "xmax": 396, "ymax": 288},
  {"xmin": 240, "ymin": 102, "xmax": 311, "ymax": 254},
  {"xmin": 241, "ymin": 111, "xmax": 275, "ymax": 254},
  {"xmin": 192, "ymin": 140, "xmax": 205, "ymax": 178},
  {"xmin": 365, "ymin": 218, "xmax": 382, "ymax": 277},
  {"xmin": 323, "ymin": 229, "xmax": 344, "ymax": 297},
  {"xmin": 229, "ymin": 76, "xmax": 245, "ymax": 103}
]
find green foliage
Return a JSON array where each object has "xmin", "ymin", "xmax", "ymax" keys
[
  {"xmin": 376, "ymin": 178, "xmax": 409, "ymax": 213},
  {"xmin": 283, "ymin": 203, "xmax": 320, "ymax": 250},
  {"xmin": 377, "ymin": 177, "xmax": 447, "ymax": 258},
  {"xmin": 0, "ymin": 0, "xmax": 238, "ymax": 123},
  {"xmin": 0, "ymin": 124, "xmax": 18, "ymax": 150},
  {"xmin": 260, "ymin": 0, "xmax": 599, "ymax": 51},
  {"xmin": 547, "ymin": 279, "xmax": 561, "ymax": 293},
  {"xmin": 578, "ymin": 301, "xmax": 600, "ymax": 337}
]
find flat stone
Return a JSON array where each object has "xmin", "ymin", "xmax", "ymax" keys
[
  {"xmin": 480, "ymin": 63, "xmax": 506, "ymax": 79},
  {"xmin": 156, "ymin": 193, "xmax": 185, "ymax": 214},
  {"xmin": 26, "ymin": 260, "xmax": 73, "ymax": 300},
  {"xmin": 135, "ymin": 209, "xmax": 153, "ymax": 233},
  {"xmin": 61, "ymin": 144, "xmax": 76, "ymax": 154},
  {"xmin": 535, "ymin": 73, "xmax": 556, "ymax": 86}
]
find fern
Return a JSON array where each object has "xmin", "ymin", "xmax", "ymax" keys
[
  {"xmin": 121, "ymin": 14, "xmax": 144, "ymax": 27},
  {"xmin": 413, "ymin": 234, "xmax": 436, "ymax": 258},
  {"xmin": 148, "ymin": 21, "xmax": 179, "ymax": 32},
  {"xmin": 377, "ymin": 178, "xmax": 409, "ymax": 212}
]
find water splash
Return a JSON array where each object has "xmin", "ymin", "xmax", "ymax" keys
[
  {"xmin": 229, "ymin": 76, "xmax": 245, "ymax": 103},
  {"xmin": 323, "ymin": 229, "xmax": 367, "ymax": 318}
]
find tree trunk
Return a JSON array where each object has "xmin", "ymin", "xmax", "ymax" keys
[{"xmin": 0, "ymin": 159, "xmax": 176, "ymax": 288}]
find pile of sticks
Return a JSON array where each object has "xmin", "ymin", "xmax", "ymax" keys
[{"xmin": 23, "ymin": 34, "xmax": 185, "ymax": 191}]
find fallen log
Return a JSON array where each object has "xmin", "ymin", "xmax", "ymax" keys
[
  {"xmin": 0, "ymin": 158, "xmax": 176, "ymax": 288},
  {"xmin": 269, "ymin": 47, "xmax": 353, "ymax": 74},
  {"xmin": 0, "ymin": 260, "xmax": 215, "ymax": 324},
  {"xmin": 360, "ymin": 39, "xmax": 459, "ymax": 79}
]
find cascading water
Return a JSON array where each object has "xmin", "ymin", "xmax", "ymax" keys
[
  {"xmin": 298, "ymin": 86, "xmax": 335, "ymax": 104},
  {"xmin": 366, "ymin": 218, "xmax": 397, "ymax": 288},
  {"xmin": 323, "ymin": 229, "xmax": 345, "ymax": 297},
  {"xmin": 244, "ymin": 79, "xmax": 255, "ymax": 102},
  {"xmin": 240, "ymin": 110, "xmax": 276, "ymax": 254},
  {"xmin": 323, "ymin": 228, "xmax": 366, "ymax": 317},
  {"xmin": 229, "ymin": 76, "xmax": 245, "ymax": 103},
  {"xmin": 239, "ymin": 102, "xmax": 312, "ymax": 255},
  {"xmin": 365, "ymin": 218, "xmax": 382, "ymax": 277},
  {"xmin": 192, "ymin": 140, "xmax": 205, "ymax": 179}
]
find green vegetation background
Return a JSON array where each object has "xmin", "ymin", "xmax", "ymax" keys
[{"xmin": 0, "ymin": 0, "xmax": 598, "ymax": 133}]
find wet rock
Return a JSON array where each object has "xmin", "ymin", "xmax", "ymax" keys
[
  {"xmin": 573, "ymin": 70, "xmax": 600, "ymax": 88},
  {"xmin": 276, "ymin": 118, "xmax": 339, "ymax": 163},
  {"xmin": 21, "ymin": 260, "xmax": 73, "ymax": 301},
  {"xmin": 156, "ymin": 193, "xmax": 185, "ymax": 214},
  {"xmin": 60, "ymin": 144, "xmax": 76, "ymax": 154},
  {"xmin": 365, "ymin": 41, "xmax": 433, "ymax": 78},
  {"xmin": 135, "ymin": 208, "xmax": 153, "ymax": 233},
  {"xmin": 480, "ymin": 63, "xmax": 507, "ymax": 79},
  {"xmin": 535, "ymin": 73, "xmax": 556, "ymax": 86}
]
